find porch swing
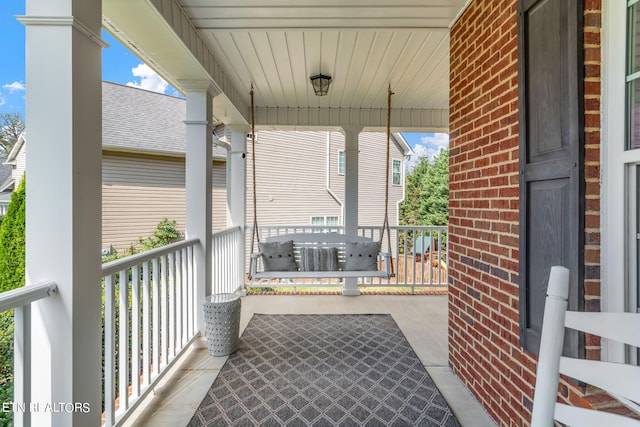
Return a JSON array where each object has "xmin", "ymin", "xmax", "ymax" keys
[{"xmin": 248, "ymin": 86, "xmax": 396, "ymax": 281}]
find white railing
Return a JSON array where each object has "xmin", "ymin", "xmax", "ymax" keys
[
  {"xmin": 101, "ymin": 238, "xmax": 199, "ymax": 427},
  {"xmin": 246, "ymin": 225, "xmax": 448, "ymax": 292},
  {"xmin": 0, "ymin": 281, "xmax": 58, "ymax": 427},
  {"xmin": 211, "ymin": 226, "xmax": 245, "ymax": 295}
]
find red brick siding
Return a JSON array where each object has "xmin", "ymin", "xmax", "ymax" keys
[{"xmin": 448, "ymin": 0, "xmax": 602, "ymax": 425}]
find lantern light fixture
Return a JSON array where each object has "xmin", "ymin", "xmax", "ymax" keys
[{"xmin": 309, "ymin": 73, "xmax": 332, "ymax": 96}]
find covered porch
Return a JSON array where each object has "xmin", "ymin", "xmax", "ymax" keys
[
  {"xmin": 7, "ymin": 0, "xmax": 473, "ymax": 425},
  {"xmin": 8, "ymin": 0, "xmax": 625, "ymax": 426},
  {"xmin": 120, "ymin": 294, "xmax": 495, "ymax": 427}
]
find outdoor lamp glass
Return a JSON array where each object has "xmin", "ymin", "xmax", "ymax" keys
[{"xmin": 310, "ymin": 74, "xmax": 332, "ymax": 96}]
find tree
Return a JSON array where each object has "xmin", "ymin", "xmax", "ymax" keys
[
  {"xmin": 0, "ymin": 112, "xmax": 25, "ymax": 156},
  {"xmin": 0, "ymin": 176, "xmax": 26, "ymax": 293},
  {"xmin": 0, "ymin": 176, "xmax": 26, "ymax": 426},
  {"xmin": 400, "ymin": 148, "xmax": 449, "ymax": 226},
  {"xmin": 138, "ymin": 218, "xmax": 181, "ymax": 250}
]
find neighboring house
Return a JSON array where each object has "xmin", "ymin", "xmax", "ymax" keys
[
  {"xmin": 4, "ymin": 132, "xmax": 27, "ymax": 193},
  {"xmin": 11, "ymin": 83, "xmax": 411, "ymax": 252},
  {"xmin": 246, "ymin": 130, "xmax": 411, "ymax": 230},
  {"xmin": 0, "ymin": 155, "xmax": 15, "ymax": 216},
  {"xmin": 3, "ymin": 133, "xmax": 29, "ymax": 217},
  {"xmin": 10, "ymin": 82, "xmax": 229, "ymax": 252},
  {"xmin": 101, "ymin": 82, "xmax": 228, "ymax": 252}
]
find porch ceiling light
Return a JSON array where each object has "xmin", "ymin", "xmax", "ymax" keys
[{"xmin": 310, "ymin": 74, "xmax": 332, "ymax": 96}]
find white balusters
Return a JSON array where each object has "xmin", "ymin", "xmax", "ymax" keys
[{"xmin": 101, "ymin": 238, "xmax": 199, "ymax": 426}]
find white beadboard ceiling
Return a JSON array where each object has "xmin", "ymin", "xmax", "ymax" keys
[{"xmin": 102, "ymin": 0, "xmax": 470, "ymax": 130}]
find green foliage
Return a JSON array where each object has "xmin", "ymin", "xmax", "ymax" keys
[
  {"xmin": 0, "ymin": 177, "xmax": 26, "ymax": 293},
  {"xmin": 0, "ymin": 311, "xmax": 14, "ymax": 426},
  {"xmin": 138, "ymin": 218, "xmax": 181, "ymax": 251},
  {"xmin": 400, "ymin": 149, "xmax": 449, "ymax": 226},
  {"xmin": 0, "ymin": 177, "xmax": 25, "ymax": 426},
  {"xmin": 102, "ymin": 218, "xmax": 182, "ymax": 263}
]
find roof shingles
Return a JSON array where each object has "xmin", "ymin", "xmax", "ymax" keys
[{"xmin": 102, "ymin": 82, "xmax": 226, "ymax": 159}]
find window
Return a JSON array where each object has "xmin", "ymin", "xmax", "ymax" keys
[
  {"xmin": 392, "ymin": 159, "xmax": 402, "ymax": 186},
  {"xmin": 338, "ymin": 150, "xmax": 345, "ymax": 175},
  {"xmin": 602, "ymin": 0, "xmax": 640, "ymax": 362},
  {"xmin": 628, "ymin": 165, "xmax": 640, "ymax": 365},
  {"xmin": 627, "ymin": 1, "xmax": 640, "ymax": 150},
  {"xmin": 628, "ymin": 4, "xmax": 640, "ymax": 318},
  {"xmin": 311, "ymin": 215, "xmax": 339, "ymax": 232}
]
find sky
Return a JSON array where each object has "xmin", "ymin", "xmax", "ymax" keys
[{"xmin": 0, "ymin": 1, "xmax": 448, "ymax": 168}]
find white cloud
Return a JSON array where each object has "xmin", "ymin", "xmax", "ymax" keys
[
  {"xmin": 406, "ymin": 133, "xmax": 450, "ymax": 171},
  {"xmin": 420, "ymin": 132, "xmax": 449, "ymax": 150},
  {"xmin": 126, "ymin": 64, "xmax": 169, "ymax": 94},
  {"xmin": 3, "ymin": 81, "xmax": 25, "ymax": 94}
]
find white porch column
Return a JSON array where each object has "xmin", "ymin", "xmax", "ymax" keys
[
  {"xmin": 182, "ymin": 82, "xmax": 215, "ymax": 340},
  {"xmin": 342, "ymin": 126, "xmax": 362, "ymax": 296},
  {"xmin": 226, "ymin": 126, "xmax": 248, "ymax": 292},
  {"xmin": 21, "ymin": 0, "xmax": 104, "ymax": 424},
  {"xmin": 226, "ymin": 126, "xmax": 248, "ymax": 230}
]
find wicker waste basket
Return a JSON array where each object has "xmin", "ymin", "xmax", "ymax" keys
[{"xmin": 203, "ymin": 293, "xmax": 241, "ymax": 356}]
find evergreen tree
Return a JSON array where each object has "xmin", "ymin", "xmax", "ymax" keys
[
  {"xmin": 0, "ymin": 177, "xmax": 26, "ymax": 293},
  {"xmin": 0, "ymin": 176, "xmax": 26, "ymax": 426},
  {"xmin": 400, "ymin": 149, "xmax": 449, "ymax": 226},
  {"xmin": 420, "ymin": 148, "xmax": 449, "ymax": 225}
]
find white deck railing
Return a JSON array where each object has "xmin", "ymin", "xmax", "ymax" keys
[
  {"xmin": 211, "ymin": 226, "xmax": 245, "ymax": 295},
  {"xmin": 247, "ymin": 225, "xmax": 448, "ymax": 291},
  {"xmin": 101, "ymin": 238, "xmax": 199, "ymax": 427},
  {"xmin": 0, "ymin": 281, "xmax": 58, "ymax": 427},
  {"xmin": 1, "ymin": 224, "xmax": 445, "ymax": 427}
]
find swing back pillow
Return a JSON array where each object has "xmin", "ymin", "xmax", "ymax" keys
[
  {"xmin": 299, "ymin": 247, "xmax": 339, "ymax": 272},
  {"xmin": 259, "ymin": 240, "xmax": 298, "ymax": 271},
  {"xmin": 344, "ymin": 241, "xmax": 380, "ymax": 271}
]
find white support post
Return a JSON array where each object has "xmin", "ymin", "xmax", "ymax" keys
[
  {"xmin": 226, "ymin": 126, "xmax": 248, "ymax": 293},
  {"xmin": 342, "ymin": 126, "xmax": 362, "ymax": 296},
  {"xmin": 21, "ymin": 0, "xmax": 105, "ymax": 424},
  {"xmin": 182, "ymin": 82, "xmax": 215, "ymax": 343}
]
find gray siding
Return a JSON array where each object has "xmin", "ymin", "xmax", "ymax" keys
[
  {"xmin": 357, "ymin": 132, "xmax": 405, "ymax": 228},
  {"xmin": 103, "ymin": 153, "xmax": 227, "ymax": 251},
  {"xmin": 246, "ymin": 130, "xmax": 405, "ymax": 228},
  {"xmin": 247, "ymin": 131, "xmax": 341, "ymax": 226}
]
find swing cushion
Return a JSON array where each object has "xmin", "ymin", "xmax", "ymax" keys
[
  {"xmin": 299, "ymin": 247, "xmax": 339, "ymax": 272},
  {"xmin": 259, "ymin": 240, "xmax": 298, "ymax": 271},
  {"xmin": 344, "ymin": 241, "xmax": 380, "ymax": 271}
]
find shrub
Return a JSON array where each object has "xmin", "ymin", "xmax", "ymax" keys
[
  {"xmin": 0, "ymin": 178, "xmax": 25, "ymax": 293},
  {"xmin": 102, "ymin": 218, "xmax": 181, "ymax": 263},
  {"xmin": 138, "ymin": 218, "xmax": 181, "ymax": 250},
  {"xmin": 0, "ymin": 177, "xmax": 25, "ymax": 426}
]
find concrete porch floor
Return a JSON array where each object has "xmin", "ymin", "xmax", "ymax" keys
[{"xmin": 123, "ymin": 295, "xmax": 497, "ymax": 427}]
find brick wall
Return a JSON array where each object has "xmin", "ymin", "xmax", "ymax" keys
[{"xmin": 448, "ymin": 0, "xmax": 602, "ymax": 425}]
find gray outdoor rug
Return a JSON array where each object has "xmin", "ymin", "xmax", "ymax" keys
[{"xmin": 189, "ymin": 314, "xmax": 460, "ymax": 426}]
